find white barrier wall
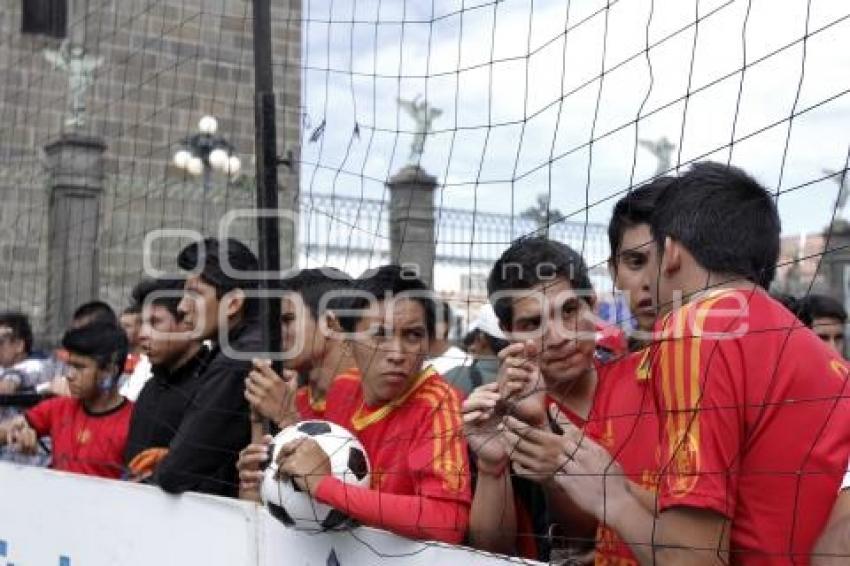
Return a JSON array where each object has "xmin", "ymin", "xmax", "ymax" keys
[{"xmin": 0, "ymin": 464, "xmax": 539, "ymax": 566}]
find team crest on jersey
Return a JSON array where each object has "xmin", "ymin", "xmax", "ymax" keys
[
  {"xmin": 76, "ymin": 428, "xmax": 92, "ymax": 445},
  {"xmin": 667, "ymin": 430, "xmax": 700, "ymax": 497},
  {"xmin": 829, "ymin": 358, "xmax": 849, "ymax": 381}
]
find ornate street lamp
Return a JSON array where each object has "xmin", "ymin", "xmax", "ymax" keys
[{"xmin": 173, "ymin": 115, "xmax": 241, "ymax": 231}]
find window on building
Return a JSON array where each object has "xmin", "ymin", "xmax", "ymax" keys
[{"xmin": 22, "ymin": 0, "xmax": 68, "ymax": 39}]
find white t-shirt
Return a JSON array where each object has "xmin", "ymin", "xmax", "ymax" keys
[
  {"xmin": 427, "ymin": 345, "xmax": 471, "ymax": 376},
  {"xmin": 119, "ymin": 354, "xmax": 152, "ymax": 402}
]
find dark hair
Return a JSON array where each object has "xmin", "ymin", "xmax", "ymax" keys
[
  {"xmin": 278, "ymin": 267, "xmax": 353, "ymax": 320},
  {"xmin": 61, "ymin": 322, "xmax": 129, "ymax": 377},
  {"xmin": 337, "ymin": 265, "xmax": 436, "ymax": 338},
  {"xmin": 650, "ymin": 162, "xmax": 780, "ymax": 288},
  {"xmin": 608, "ymin": 177, "xmax": 675, "ymax": 261},
  {"xmin": 130, "ymin": 277, "xmax": 186, "ymax": 321},
  {"xmin": 797, "ymin": 294, "xmax": 847, "ymax": 328},
  {"xmin": 463, "ymin": 328, "xmax": 509, "ymax": 355},
  {"xmin": 72, "ymin": 301, "xmax": 118, "ymax": 327},
  {"xmin": 177, "ymin": 237, "xmax": 259, "ymax": 318},
  {"xmin": 0, "ymin": 311, "xmax": 33, "ymax": 355},
  {"xmin": 487, "ymin": 236, "xmax": 594, "ymax": 327},
  {"xmin": 123, "ymin": 304, "xmax": 142, "ymax": 316}
]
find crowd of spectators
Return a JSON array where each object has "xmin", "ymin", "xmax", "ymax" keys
[{"xmin": 1, "ymin": 161, "xmax": 849, "ymax": 564}]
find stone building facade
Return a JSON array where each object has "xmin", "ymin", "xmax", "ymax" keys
[{"xmin": 0, "ymin": 0, "xmax": 301, "ymax": 342}]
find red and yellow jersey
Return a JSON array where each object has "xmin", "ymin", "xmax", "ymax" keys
[
  {"xmin": 649, "ymin": 287, "xmax": 850, "ymax": 563},
  {"xmin": 586, "ymin": 350, "xmax": 659, "ymax": 565},
  {"xmin": 295, "ymin": 385, "xmax": 326, "ymax": 420},
  {"xmin": 323, "ymin": 367, "xmax": 471, "ymax": 503},
  {"xmin": 596, "ymin": 322, "xmax": 629, "ymax": 361},
  {"xmin": 25, "ymin": 396, "xmax": 133, "ymax": 479}
]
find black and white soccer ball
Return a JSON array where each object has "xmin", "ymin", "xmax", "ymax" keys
[{"xmin": 261, "ymin": 420, "xmax": 370, "ymax": 531}]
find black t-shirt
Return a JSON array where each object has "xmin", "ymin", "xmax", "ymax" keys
[
  {"xmin": 124, "ymin": 346, "xmax": 208, "ymax": 465},
  {"xmin": 153, "ymin": 321, "xmax": 262, "ymax": 497}
]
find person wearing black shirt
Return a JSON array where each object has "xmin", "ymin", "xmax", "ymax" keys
[
  {"xmin": 152, "ymin": 238, "xmax": 262, "ymax": 497},
  {"xmin": 123, "ymin": 277, "xmax": 207, "ymax": 479}
]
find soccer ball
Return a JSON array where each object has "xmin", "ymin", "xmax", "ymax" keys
[{"xmin": 261, "ymin": 420, "xmax": 370, "ymax": 531}]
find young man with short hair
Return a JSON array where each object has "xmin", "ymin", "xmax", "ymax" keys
[
  {"xmin": 464, "ymin": 236, "xmax": 603, "ymax": 560},
  {"xmin": 797, "ymin": 294, "xmax": 847, "ymax": 357},
  {"xmin": 240, "ymin": 266, "xmax": 471, "ymax": 544},
  {"xmin": 513, "ymin": 162, "xmax": 850, "ymax": 564},
  {"xmin": 0, "ymin": 311, "xmax": 52, "ymax": 465},
  {"xmin": 152, "ymin": 237, "xmax": 262, "ymax": 497},
  {"xmin": 243, "ymin": 267, "xmax": 355, "ymax": 426},
  {"xmin": 0, "ymin": 322, "xmax": 132, "ymax": 479},
  {"xmin": 71, "ymin": 301, "xmax": 119, "ymax": 328},
  {"xmin": 123, "ymin": 277, "xmax": 207, "ymax": 481}
]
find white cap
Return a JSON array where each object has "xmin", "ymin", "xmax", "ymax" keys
[{"xmin": 467, "ymin": 304, "xmax": 506, "ymax": 339}]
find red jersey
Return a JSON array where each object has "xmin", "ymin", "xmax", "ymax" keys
[
  {"xmin": 586, "ymin": 350, "xmax": 659, "ymax": 565},
  {"xmin": 596, "ymin": 322, "xmax": 629, "ymax": 361},
  {"xmin": 25, "ymin": 396, "xmax": 133, "ymax": 479},
  {"xmin": 649, "ymin": 288, "xmax": 850, "ymax": 564},
  {"xmin": 314, "ymin": 367, "xmax": 471, "ymax": 543},
  {"xmin": 295, "ymin": 385, "xmax": 326, "ymax": 419}
]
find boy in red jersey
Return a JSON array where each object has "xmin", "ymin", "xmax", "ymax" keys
[
  {"xmin": 508, "ymin": 162, "xmax": 850, "ymax": 565},
  {"xmin": 0, "ymin": 322, "xmax": 132, "ymax": 479},
  {"xmin": 242, "ymin": 265, "xmax": 471, "ymax": 544},
  {"xmin": 463, "ymin": 236, "xmax": 610, "ymax": 561},
  {"xmin": 467, "ymin": 180, "xmax": 671, "ymax": 562},
  {"xmin": 243, "ymin": 268, "xmax": 355, "ymax": 425}
]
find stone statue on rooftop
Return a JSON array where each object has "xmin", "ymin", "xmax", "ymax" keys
[
  {"xmin": 639, "ymin": 136, "xmax": 676, "ymax": 176},
  {"xmin": 397, "ymin": 95, "xmax": 442, "ymax": 163},
  {"xmin": 44, "ymin": 40, "xmax": 104, "ymax": 128}
]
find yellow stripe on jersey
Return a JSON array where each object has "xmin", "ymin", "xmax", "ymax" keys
[
  {"xmin": 416, "ymin": 386, "xmax": 465, "ymax": 492},
  {"xmin": 674, "ymin": 304, "xmax": 688, "ymax": 433},
  {"xmin": 350, "ymin": 366, "xmax": 437, "ymax": 431},
  {"xmin": 662, "ymin": 292, "xmax": 735, "ymax": 497}
]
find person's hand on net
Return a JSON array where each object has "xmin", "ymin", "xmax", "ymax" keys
[
  {"xmin": 245, "ymin": 359, "xmax": 299, "ymax": 427},
  {"xmin": 548, "ymin": 416, "xmax": 630, "ymax": 523},
  {"xmin": 237, "ymin": 434, "xmax": 273, "ymax": 499},
  {"xmin": 502, "ymin": 410, "xmax": 629, "ymax": 522},
  {"xmin": 276, "ymin": 437, "xmax": 331, "ymax": 496},
  {"xmin": 496, "ymin": 340, "xmax": 546, "ymax": 427},
  {"xmin": 462, "ymin": 382, "xmax": 509, "ymax": 475}
]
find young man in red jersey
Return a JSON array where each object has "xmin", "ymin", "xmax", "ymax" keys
[
  {"xmin": 493, "ymin": 179, "xmax": 672, "ymax": 563},
  {"xmin": 0, "ymin": 321, "xmax": 132, "ymax": 479},
  {"xmin": 465, "ymin": 179, "xmax": 671, "ymax": 562},
  {"xmin": 463, "ymin": 236, "xmax": 610, "ymax": 561},
  {"xmin": 242, "ymin": 267, "xmax": 355, "ymax": 425},
  {"xmin": 241, "ymin": 265, "xmax": 471, "ymax": 544},
  {"xmin": 507, "ymin": 162, "xmax": 850, "ymax": 565}
]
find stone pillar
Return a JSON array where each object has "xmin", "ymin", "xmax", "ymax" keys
[
  {"xmin": 822, "ymin": 227, "xmax": 850, "ymax": 306},
  {"xmin": 386, "ymin": 165, "xmax": 437, "ymax": 287},
  {"xmin": 44, "ymin": 134, "xmax": 106, "ymax": 341}
]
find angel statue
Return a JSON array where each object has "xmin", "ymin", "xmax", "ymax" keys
[
  {"xmin": 44, "ymin": 40, "xmax": 104, "ymax": 128},
  {"xmin": 397, "ymin": 95, "xmax": 443, "ymax": 163},
  {"xmin": 638, "ymin": 136, "xmax": 676, "ymax": 176}
]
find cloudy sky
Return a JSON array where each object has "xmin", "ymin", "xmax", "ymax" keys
[{"xmin": 298, "ymin": 0, "xmax": 850, "ymax": 238}]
